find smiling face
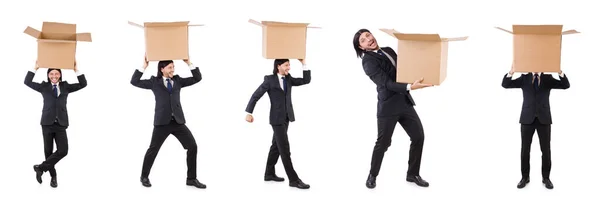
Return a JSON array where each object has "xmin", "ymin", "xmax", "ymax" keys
[
  {"xmin": 358, "ymin": 31, "xmax": 379, "ymax": 51},
  {"xmin": 48, "ymin": 69, "xmax": 61, "ymax": 84},
  {"xmin": 160, "ymin": 63, "xmax": 175, "ymax": 78},
  {"xmin": 277, "ymin": 61, "xmax": 290, "ymax": 75}
]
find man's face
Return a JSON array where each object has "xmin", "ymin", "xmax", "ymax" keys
[
  {"xmin": 278, "ymin": 61, "xmax": 290, "ymax": 75},
  {"xmin": 161, "ymin": 63, "xmax": 175, "ymax": 78},
  {"xmin": 48, "ymin": 70, "xmax": 61, "ymax": 84},
  {"xmin": 358, "ymin": 32, "xmax": 379, "ymax": 51}
]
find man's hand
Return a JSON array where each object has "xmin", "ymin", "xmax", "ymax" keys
[
  {"xmin": 298, "ymin": 59, "xmax": 305, "ymax": 65},
  {"xmin": 73, "ymin": 60, "xmax": 78, "ymax": 72},
  {"xmin": 509, "ymin": 63, "xmax": 515, "ymax": 75},
  {"xmin": 246, "ymin": 114, "xmax": 254, "ymax": 123},
  {"xmin": 183, "ymin": 59, "xmax": 191, "ymax": 66},
  {"xmin": 143, "ymin": 54, "xmax": 149, "ymax": 70},
  {"xmin": 410, "ymin": 78, "xmax": 433, "ymax": 90}
]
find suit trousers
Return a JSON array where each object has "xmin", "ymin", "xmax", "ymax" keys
[
  {"xmin": 40, "ymin": 122, "xmax": 69, "ymax": 177},
  {"xmin": 265, "ymin": 117, "xmax": 300, "ymax": 182},
  {"xmin": 369, "ymin": 106, "xmax": 425, "ymax": 177},
  {"xmin": 141, "ymin": 118, "xmax": 198, "ymax": 179},
  {"xmin": 520, "ymin": 117, "xmax": 552, "ymax": 179}
]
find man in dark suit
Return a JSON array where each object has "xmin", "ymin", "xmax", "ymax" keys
[
  {"xmin": 353, "ymin": 29, "xmax": 433, "ymax": 189},
  {"xmin": 502, "ymin": 64, "xmax": 570, "ymax": 189},
  {"xmin": 245, "ymin": 59, "xmax": 311, "ymax": 189},
  {"xmin": 24, "ymin": 60, "xmax": 87, "ymax": 188},
  {"xmin": 130, "ymin": 56, "xmax": 205, "ymax": 189}
]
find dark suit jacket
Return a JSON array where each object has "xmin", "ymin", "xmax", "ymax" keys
[
  {"xmin": 24, "ymin": 71, "xmax": 87, "ymax": 127},
  {"xmin": 130, "ymin": 68, "xmax": 202, "ymax": 126},
  {"xmin": 362, "ymin": 46, "xmax": 416, "ymax": 117},
  {"xmin": 245, "ymin": 71, "xmax": 311, "ymax": 125},
  {"xmin": 502, "ymin": 73, "xmax": 570, "ymax": 125}
]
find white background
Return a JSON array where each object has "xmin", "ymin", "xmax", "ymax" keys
[{"xmin": 0, "ymin": 0, "xmax": 598, "ymax": 205}]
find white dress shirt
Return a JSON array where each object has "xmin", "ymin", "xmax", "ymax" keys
[{"xmin": 506, "ymin": 72, "xmax": 566, "ymax": 84}]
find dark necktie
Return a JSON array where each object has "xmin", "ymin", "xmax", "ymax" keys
[
  {"xmin": 52, "ymin": 84, "xmax": 58, "ymax": 97},
  {"xmin": 281, "ymin": 77, "xmax": 287, "ymax": 93},
  {"xmin": 166, "ymin": 79, "xmax": 172, "ymax": 93},
  {"xmin": 533, "ymin": 74, "xmax": 539, "ymax": 91},
  {"xmin": 377, "ymin": 49, "xmax": 384, "ymax": 55}
]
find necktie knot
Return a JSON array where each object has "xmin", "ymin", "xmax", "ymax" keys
[{"xmin": 377, "ymin": 50, "xmax": 383, "ymax": 55}]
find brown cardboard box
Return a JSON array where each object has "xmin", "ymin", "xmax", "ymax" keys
[
  {"xmin": 249, "ymin": 19, "xmax": 319, "ymax": 59},
  {"xmin": 24, "ymin": 22, "xmax": 92, "ymax": 69},
  {"xmin": 495, "ymin": 25, "xmax": 579, "ymax": 73},
  {"xmin": 128, "ymin": 21, "xmax": 203, "ymax": 61},
  {"xmin": 380, "ymin": 29, "xmax": 468, "ymax": 85}
]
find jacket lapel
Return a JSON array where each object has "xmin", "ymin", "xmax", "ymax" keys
[
  {"xmin": 157, "ymin": 76, "xmax": 171, "ymax": 92},
  {"xmin": 382, "ymin": 47, "xmax": 397, "ymax": 63},
  {"xmin": 58, "ymin": 83, "xmax": 66, "ymax": 97},
  {"xmin": 273, "ymin": 75, "xmax": 284, "ymax": 93},
  {"xmin": 366, "ymin": 50, "xmax": 388, "ymax": 62}
]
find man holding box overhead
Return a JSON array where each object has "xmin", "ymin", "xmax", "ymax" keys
[
  {"xmin": 130, "ymin": 55, "xmax": 205, "ymax": 189},
  {"xmin": 502, "ymin": 64, "xmax": 570, "ymax": 189},
  {"xmin": 245, "ymin": 59, "xmax": 311, "ymax": 189},
  {"xmin": 25, "ymin": 60, "xmax": 87, "ymax": 188},
  {"xmin": 353, "ymin": 29, "xmax": 433, "ymax": 189}
]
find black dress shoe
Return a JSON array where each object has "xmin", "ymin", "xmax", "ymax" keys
[
  {"xmin": 50, "ymin": 176, "xmax": 57, "ymax": 188},
  {"xmin": 406, "ymin": 175, "xmax": 429, "ymax": 187},
  {"xmin": 264, "ymin": 175, "xmax": 285, "ymax": 182},
  {"xmin": 517, "ymin": 177, "xmax": 530, "ymax": 189},
  {"xmin": 186, "ymin": 179, "xmax": 207, "ymax": 189},
  {"xmin": 366, "ymin": 174, "xmax": 376, "ymax": 189},
  {"xmin": 33, "ymin": 165, "xmax": 43, "ymax": 184},
  {"xmin": 289, "ymin": 179, "xmax": 310, "ymax": 189},
  {"xmin": 140, "ymin": 177, "xmax": 152, "ymax": 187},
  {"xmin": 542, "ymin": 178, "xmax": 554, "ymax": 189}
]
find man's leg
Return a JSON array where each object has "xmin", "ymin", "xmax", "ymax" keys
[
  {"xmin": 172, "ymin": 124, "xmax": 206, "ymax": 189},
  {"xmin": 366, "ymin": 116, "xmax": 397, "ymax": 188},
  {"xmin": 141, "ymin": 125, "xmax": 170, "ymax": 180},
  {"xmin": 536, "ymin": 121, "xmax": 553, "ymax": 189},
  {"xmin": 397, "ymin": 107, "xmax": 428, "ymax": 187},
  {"xmin": 264, "ymin": 133, "xmax": 280, "ymax": 177},
  {"xmin": 271, "ymin": 122, "xmax": 299, "ymax": 182},
  {"xmin": 39, "ymin": 125, "xmax": 68, "ymax": 173},
  {"xmin": 517, "ymin": 122, "xmax": 536, "ymax": 189},
  {"xmin": 171, "ymin": 124, "xmax": 198, "ymax": 180}
]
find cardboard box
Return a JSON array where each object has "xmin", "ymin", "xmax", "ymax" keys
[
  {"xmin": 380, "ymin": 29, "xmax": 468, "ymax": 85},
  {"xmin": 495, "ymin": 25, "xmax": 579, "ymax": 73},
  {"xmin": 128, "ymin": 21, "xmax": 203, "ymax": 61},
  {"xmin": 249, "ymin": 19, "xmax": 319, "ymax": 59},
  {"xmin": 24, "ymin": 22, "xmax": 92, "ymax": 69}
]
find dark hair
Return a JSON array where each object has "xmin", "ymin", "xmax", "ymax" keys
[
  {"xmin": 47, "ymin": 68, "xmax": 62, "ymax": 82},
  {"xmin": 156, "ymin": 60, "xmax": 174, "ymax": 77},
  {"xmin": 353, "ymin": 28, "xmax": 371, "ymax": 59},
  {"xmin": 273, "ymin": 59, "xmax": 289, "ymax": 74}
]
